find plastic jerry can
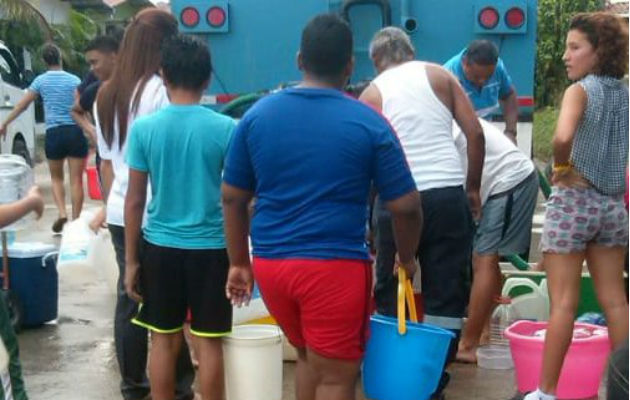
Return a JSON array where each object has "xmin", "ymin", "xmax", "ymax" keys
[
  {"xmin": 502, "ymin": 277, "xmax": 549, "ymax": 321},
  {"xmin": 57, "ymin": 211, "xmax": 98, "ymax": 282}
]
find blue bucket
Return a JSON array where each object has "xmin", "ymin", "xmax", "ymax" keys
[{"xmin": 362, "ymin": 315, "xmax": 454, "ymax": 400}]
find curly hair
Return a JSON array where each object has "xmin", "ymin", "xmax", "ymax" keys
[{"xmin": 570, "ymin": 12, "xmax": 629, "ymax": 79}]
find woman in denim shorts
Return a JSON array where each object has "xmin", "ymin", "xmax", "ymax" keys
[{"xmin": 525, "ymin": 13, "xmax": 629, "ymax": 400}]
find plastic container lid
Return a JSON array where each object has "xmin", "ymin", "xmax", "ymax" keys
[
  {"xmin": 224, "ymin": 324, "xmax": 282, "ymax": 346},
  {"xmin": 7, "ymin": 242, "xmax": 57, "ymax": 258}
]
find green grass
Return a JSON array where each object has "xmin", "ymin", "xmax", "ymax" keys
[{"xmin": 532, "ymin": 107, "xmax": 559, "ymax": 163}]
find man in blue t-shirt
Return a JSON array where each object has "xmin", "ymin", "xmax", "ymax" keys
[
  {"xmin": 223, "ymin": 14, "xmax": 421, "ymax": 400},
  {"xmin": 124, "ymin": 35, "xmax": 235, "ymax": 400},
  {"xmin": 0, "ymin": 43, "xmax": 86, "ymax": 233},
  {"xmin": 444, "ymin": 40, "xmax": 519, "ymax": 143}
]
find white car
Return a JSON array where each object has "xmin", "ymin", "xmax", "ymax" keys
[{"xmin": 0, "ymin": 42, "xmax": 35, "ymax": 165}]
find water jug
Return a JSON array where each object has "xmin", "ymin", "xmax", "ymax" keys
[
  {"xmin": 502, "ymin": 277, "xmax": 549, "ymax": 321},
  {"xmin": 490, "ymin": 296, "xmax": 520, "ymax": 346},
  {"xmin": 477, "ymin": 296, "xmax": 520, "ymax": 369},
  {"xmin": 57, "ymin": 211, "xmax": 98, "ymax": 281}
]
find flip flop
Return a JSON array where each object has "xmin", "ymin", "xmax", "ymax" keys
[{"xmin": 51, "ymin": 217, "xmax": 67, "ymax": 234}]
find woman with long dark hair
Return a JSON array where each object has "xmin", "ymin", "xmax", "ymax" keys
[{"xmin": 95, "ymin": 9, "xmax": 195, "ymax": 400}]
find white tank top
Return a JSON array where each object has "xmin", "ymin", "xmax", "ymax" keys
[{"xmin": 373, "ymin": 61, "xmax": 465, "ymax": 191}]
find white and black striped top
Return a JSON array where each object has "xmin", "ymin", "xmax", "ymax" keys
[{"xmin": 571, "ymin": 74, "xmax": 628, "ymax": 196}]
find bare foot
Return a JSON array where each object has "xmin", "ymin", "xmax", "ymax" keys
[{"xmin": 455, "ymin": 346, "xmax": 478, "ymax": 364}]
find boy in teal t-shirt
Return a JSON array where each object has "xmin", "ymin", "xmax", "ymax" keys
[{"xmin": 124, "ymin": 35, "xmax": 235, "ymax": 400}]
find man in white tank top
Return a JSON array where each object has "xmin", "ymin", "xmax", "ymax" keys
[{"xmin": 360, "ymin": 27, "xmax": 485, "ymax": 399}]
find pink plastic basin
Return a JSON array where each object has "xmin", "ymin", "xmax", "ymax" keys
[{"xmin": 504, "ymin": 320, "xmax": 610, "ymax": 399}]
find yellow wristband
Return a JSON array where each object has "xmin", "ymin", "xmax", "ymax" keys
[{"xmin": 552, "ymin": 163, "xmax": 572, "ymax": 174}]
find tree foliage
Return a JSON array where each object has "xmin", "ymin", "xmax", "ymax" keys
[
  {"xmin": 535, "ymin": 0, "xmax": 604, "ymax": 108},
  {"xmin": 0, "ymin": 0, "xmax": 54, "ymax": 40},
  {"xmin": 0, "ymin": 2, "xmax": 97, "ymax": 77},
  {"xmin": 51, "ymin": 10, "xmax": 98, "ymax": 74}
]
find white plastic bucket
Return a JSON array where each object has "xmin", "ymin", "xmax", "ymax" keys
[
  {"xmin": 0, "ymin": 155, "xmax": 33, "ymax": 231},
  {"xmin": 223, "ymin": 324, "xmax": 283, "ymax": 400},
  {"xmin": 0, "ymin": 155, "xmax": 30, "ymax": 204}
]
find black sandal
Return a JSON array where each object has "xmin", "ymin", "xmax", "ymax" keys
[{"xmin": 52, "ymin": 217, "xmax": 68, "ymax": 233}]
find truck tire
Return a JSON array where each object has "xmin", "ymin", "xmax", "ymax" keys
[{"xmin": 12, "ymin": 137, "xmax": 32, "ymax": 167}]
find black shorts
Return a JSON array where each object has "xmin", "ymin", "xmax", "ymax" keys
[
  {"xmin": 45, "ymin": 125, "xmax": 88, "ymax": 160},
  {"xmin": 132, "ymin": 241, "xmax": 232, "ymax": 337},
  {"xmin": 373, "ymin": 186, "xmax": 473, "ymax": 329}
]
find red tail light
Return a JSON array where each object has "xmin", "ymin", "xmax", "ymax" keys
[
  {"xmin": 517, "ymin": 96, "xmax": 534, "ymax": 107},
  {"xmin": 207, "ymin": 6, "xmax": 226, "ymax": 27},
  {"xmin": 505, "ymin": 7, "xmax": 525, "ymax": 29},
  {"xmin": 478, "ymin": 7, "xmax": 500, "ymax": 29},
  {"xmin": 181, "ymin": 7, "xmax": 200, "ymax": 28}
]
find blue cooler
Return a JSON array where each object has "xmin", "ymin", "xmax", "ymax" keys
[{"xmin": 5, "ymin": 242, "xmax": 58, "ymax": 327}]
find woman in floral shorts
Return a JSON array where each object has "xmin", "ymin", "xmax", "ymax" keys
[{"xmin": 525, "ymin": 12, "xmax": 629, "ymax": 400}]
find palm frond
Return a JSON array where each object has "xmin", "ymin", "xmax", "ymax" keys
[{"xmin": 0, "ymin": 0, "xmax": 53, "ymax": 40}]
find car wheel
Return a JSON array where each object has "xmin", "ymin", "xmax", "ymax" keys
[{"xmin": 12, "ymin": 137, "xmax": 32, "ymax": 167}]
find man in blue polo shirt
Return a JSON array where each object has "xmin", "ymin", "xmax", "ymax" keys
[{"xmin": 444, "ymin": 40, "xmax": 519, "ymax": 143}]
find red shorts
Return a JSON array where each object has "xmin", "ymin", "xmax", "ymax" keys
[{"xmin": 253, "ymin": 257, "xmax": 372, "ymax": 361}]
